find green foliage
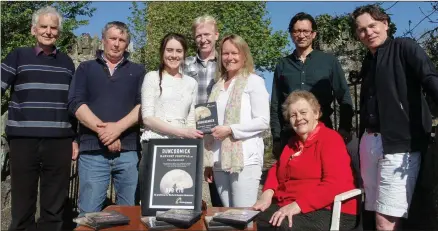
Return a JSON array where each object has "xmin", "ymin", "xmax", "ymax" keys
[
  {"xmin": 127, "ymin": 2, "xmax": 147, "ymax": 64},
  {"xmin": 129, "ymin": 2, "xmax": 289, "ymax": 72},
  {"xmin": 1, "ymin": 1, "xmax": 95, "ymax": 114},
  {"xmin": 1, "ymin": 2, "xmax": 46, "ymax": 60}
]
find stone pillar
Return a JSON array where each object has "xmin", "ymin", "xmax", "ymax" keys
[{"xmin": 70, "ymin": 33, "xmax": 101, "ymax": 68}]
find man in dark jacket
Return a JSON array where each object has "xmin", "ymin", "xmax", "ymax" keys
[
  {"xmin": 270, "ymin": 12, "xmax": 354, "ymax": 159},
  {"xmin": 68, "ymin": 21, "xmax": 145, "ymax": 217},
  {"xmin": 352, "ymin": 4, "xmax": 438, "ymax": 230}
]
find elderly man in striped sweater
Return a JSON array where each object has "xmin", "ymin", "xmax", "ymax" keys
[{"xmin": 1, "ymin": 6, "xmax": 78, "ymax": 231}]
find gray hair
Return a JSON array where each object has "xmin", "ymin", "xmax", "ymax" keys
[
  {"xmin": 192, "ymin": 15, "xmax": 218, "ymax": 35},
  {"xmin": 101, "ymin": 21, "xmax": 131, "ymax": 44},
  {"xmin": 32, "ymin": 6, "xmax": 63, "ymax": 30}
]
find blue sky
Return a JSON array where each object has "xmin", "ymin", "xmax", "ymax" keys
[{"xmin": 74, "ymin": 1, "xmax": 436, "ymax": 95}]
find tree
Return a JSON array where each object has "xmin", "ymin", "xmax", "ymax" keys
[
  {"xmin": 127, "ymin": 2, "xmax": 147, "ymax": 64},
  {"xmin": 129, "ymin": 2, "xmax": 289, "ymax": 72},
  {"xmin": 422, "ymin": 30, "xmax": 438, "ymax": 69},
  {"xmin": 53, "ymin": 2, "xmax": 96, "ymax": 53},
  {"xmin": 1, "ymin": 1, "xmax": 95, "ymax": 59},
  {"xmin": 401, "ymin": 2, "xmax": 438, "ymax": 117},
  {"xmin": 1, "ymin": 1, "xmax": 95, "ymax": 114},
  {"xmin": 415, "ymin": 2, "xmax": 438, "ymax": 69}
]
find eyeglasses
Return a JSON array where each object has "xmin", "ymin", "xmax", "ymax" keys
[{"xmin": 292, "ymin": 30, "xmax": 314, "ymax": 36}]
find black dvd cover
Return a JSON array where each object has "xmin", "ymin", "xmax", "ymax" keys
[
  {"xmin": 195, "ymin": 102, "xmax": 218, "ymax": 134},
  {"xmin": 155, "ymin": 209, "xmax": 202, "ymax": 228},
  {"xmin": 212, "ymin": 209, "xmax": 260, "ymax": 226},
  {"xmin": 85, "ymin": 210, "xmax": 130, "ymax": 226}
]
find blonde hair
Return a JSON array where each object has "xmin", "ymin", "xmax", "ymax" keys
[
  {"xmin": 192, "ymin": 15, "xmax": 218, "ymax": 35},
  {"xmin": 216, "ymin": 34, "xmax": 255, "ymax": 81},
  {"xmin": 282, "ymin": 90, "xmax": 322, "ymax": 120}
]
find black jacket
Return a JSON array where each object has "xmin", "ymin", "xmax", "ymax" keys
[{"xmin": 359, "ymin": 37, "xmax": 438, "ymax": 154}]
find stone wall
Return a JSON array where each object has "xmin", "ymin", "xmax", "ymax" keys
[
  {"xmin": 70, "ymin": 33, "xmax": 102, "ymax": 67},
  {"xmin": 1, "ymin": 112, "xmax": 11, "ymax": 230},
  {"xmin": 69, "ymin": 33, "xmax": 134, "ymax": 68}
]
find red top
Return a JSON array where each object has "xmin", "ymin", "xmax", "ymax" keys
[{"xmin": 263, "ymin": 123, "xmax": 357, "ymax": 215}]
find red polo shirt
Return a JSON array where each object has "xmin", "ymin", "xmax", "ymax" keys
[{"xmin": 263, "ymin": 123, "xmax": 357, "ymax": 215}]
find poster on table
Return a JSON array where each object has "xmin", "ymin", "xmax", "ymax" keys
[{"xmin": 140, "ymin": 139, "xmax": 203, "ymax": 216}]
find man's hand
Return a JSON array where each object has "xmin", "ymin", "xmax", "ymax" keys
[
  {"xmin": 211, "ymin": 126, "xmax": 232, "ymax": 141},
  {"xmin": 204, "ymin": 167, "xmax": 213, "ymax": 183},
  {"xmin": 108, "ymin": 139, "xmax": 121, "ymax": 153},
  {"xmin": 72, "ymin": 141, "xmax": 79, "ymax": 160},
  {"xmin": 97, "ymin": 122, "xmax": 123, "ymax": 146},
  {"xmin": 270, "ymin": 202, "xmax": 301, "ymax": 227}
]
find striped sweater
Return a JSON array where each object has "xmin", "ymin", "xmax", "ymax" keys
[{"xmin": 1, "ymin": 47, "xmax": 77, "ymax": 138}]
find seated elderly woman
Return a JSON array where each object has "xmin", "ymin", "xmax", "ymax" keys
[{"xmin": 254, "ymin": 90, "xmax": 358, "ymax": 231}]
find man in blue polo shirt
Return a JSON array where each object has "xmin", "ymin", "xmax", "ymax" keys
[
  {"xmin": 68, "ymin": 21, "xmax": 145, "ymax": 216},
  {"xmin": 1, "ymin": 6, "xmax": 78, "ymax": 231}
]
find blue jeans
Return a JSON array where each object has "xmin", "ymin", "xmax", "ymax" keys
[{"xmin": 77, "ymin": 150, "xmax": 139, "ymax": 217}]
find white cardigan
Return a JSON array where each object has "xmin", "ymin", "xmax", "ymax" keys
[
  {"xmin": 140, "ymin": 71, "xmax": 198, "ymax": 141},
  {"xmin": 212, "ymin": 73, "xmax": 270, "ymax": 169}
]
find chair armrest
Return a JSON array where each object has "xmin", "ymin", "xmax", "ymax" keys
[
  {"xmin": 334, "ymin": 188, "xmax": 364, "ymax": 202},
  {"xmin": 330, "ymin": 188, "xmax": 364, "ymax": 231}
]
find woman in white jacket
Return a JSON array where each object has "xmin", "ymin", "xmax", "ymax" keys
[
  {"xmin": 139, "ymin": 33, "xmax": 204, "ymax": 205},
  {"xmin": 204, "ymin": 34, "xmax": 270, "ymax": 207},
  {"xmin": 140, "ymin": 33, "xmax": 203, "ymax": 141}
]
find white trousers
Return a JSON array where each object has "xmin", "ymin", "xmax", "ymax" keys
[
  {"xmin": 213, "ymin": 165, "xmax": 262, "ymax": 207},
  {"xmin": 359, "ymin": 132, "xmax": 421, "ymax": 218}
]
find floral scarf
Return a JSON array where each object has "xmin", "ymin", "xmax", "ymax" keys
[{"xmin": 204, "ymin": 74, "xmax": 249, "ymax": 173}]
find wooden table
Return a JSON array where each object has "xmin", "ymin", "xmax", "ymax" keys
[{"xmin": 75, "ymin": 205, "xmax": 257, "ymax": 231}]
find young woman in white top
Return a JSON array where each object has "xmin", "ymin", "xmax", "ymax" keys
[
  {"xmin": 140, "ymin": 33, "xmax": 204, "ymax": 141},
  {"xmin": 139, "ymin": 33, "xmax": 203, "ymax": 206},
  {"xmin": 204, "ymin": 34, "xmax": 270, "ymax": 207}
]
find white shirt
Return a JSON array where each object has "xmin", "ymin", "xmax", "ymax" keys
[
  {"xmin": 212, "ymin": 73, "xmax": 270, "ymax": 169},
  {"xmin": 140, "ymin": 71, "xmax": 198, "ymax": 141}
]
